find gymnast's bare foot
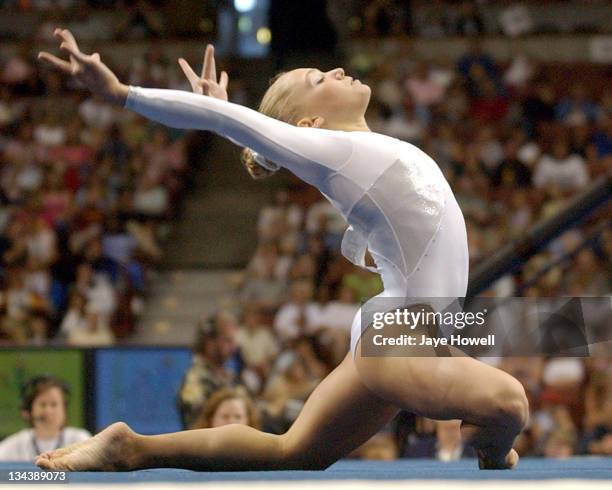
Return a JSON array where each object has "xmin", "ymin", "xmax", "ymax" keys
[
  {"xmin": 477, "ymin": 448, "xmax": 519, "ymax": 470},
  {"xmin": 35, "ymin": 422, "xmax": 138, "ymax": 471}
]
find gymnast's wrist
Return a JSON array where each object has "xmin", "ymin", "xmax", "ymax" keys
[{"xmin": 111, "ymin": 82, "xmax": 129, "ymax": 107}]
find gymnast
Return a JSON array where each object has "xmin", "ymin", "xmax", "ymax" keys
[{"xmin": 35, "ymin": 28, "xmax": 528, "ymax": 472}]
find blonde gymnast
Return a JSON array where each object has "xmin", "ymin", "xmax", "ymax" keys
[{"xmin": 35, "ymin": 29, "xmax": 528, "ymax": 472}]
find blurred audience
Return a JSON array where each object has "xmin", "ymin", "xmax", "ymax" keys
[{"xmin": 0, "ymin": 39, "xmax": 194, "ymax": 345}]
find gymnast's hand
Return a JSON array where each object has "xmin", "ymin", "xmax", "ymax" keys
[
  {"xmin": 178, "ymin": 44, "xmax": 229, "ymax": 102},
  {"xmin": 38, "ymin": 28, "xmax": 129, "ymax": 106}
]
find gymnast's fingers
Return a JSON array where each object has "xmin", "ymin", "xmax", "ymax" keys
[
  {"xmin": 37, "ymin": 52, "xmax": 72, "ymax": 74},
  {"xmin": 219, "ymin": 70, "xmax": 229, "ymax": 91},
  {"xmin": 202, "ymin": 44, "xmax": 217, "ymax": 82},
  {"xmin": 54, "ymin": 28, "xmax": 80, "ymax": 52},
  {"xmin": 59, "ymin": 42, "xmax": 91, "ymax": 64},
  {"xmin": 178, "ymin": 58, "xmax": 201, "ymax": 93}
]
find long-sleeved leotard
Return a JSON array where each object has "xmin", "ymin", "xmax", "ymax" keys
[{"xmin": 125, "ymin": 86, "xmax": 469, "ymax": 355}]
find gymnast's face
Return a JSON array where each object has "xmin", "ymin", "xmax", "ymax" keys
[{"xmin": 285, "ymin": 67, "xmax": 371, "ymax": 129}]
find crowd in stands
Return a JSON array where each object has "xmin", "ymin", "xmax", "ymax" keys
[
  {"xmin": 0, "ymin": 33, "xmax": 197, "ymax": 346},
  {"xmin": 2, "ymin": 0, "xmax": 610, "ymax": 45},
  {"xmin": 0, "ymin": 1, "xmax": 167, "ymax": 41},
  {"xmin": 356, "ymin": 0, "xmax": 611, "ymax": 37},
  {"xmin": 175, "ymin": 40, "xmax": 611, "ymax": 460}
]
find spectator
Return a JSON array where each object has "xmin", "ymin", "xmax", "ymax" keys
[
  {"xmin": 311, "ymin": 285, "xmax": 357, "ymax": 364},
  {"xmin": 457, "ymin": 40, "xmax": 500, "ymax": 95},
  {"xmin": 436, "ymin": 420, "xmax": 464, "ymax": 461},
  {"xmin": 470, "ymin": 78, "xmax": 509, "ymax": 123},
  {"xmin": 491, "ymin": 139, "xmax": 532, "ymax": 188},
  {"xmin": 101, "ymin": 216, "xmax": 138, "ymax": 266},
  {"xmin": 190, "ymin": 387, "xmax": 261, "ymax": 430},
  {"xmin": 562, "ymin": 248, "xmax": 609, "ymax": 296},
  {"xmin": 177, "ymin": 311, "xmax": 241, "ymax": 429},
  {"xmin": 0, "ymin": 375, "xmax": 90, "ymax": 461},
  {"xmin": 533, "ymin": 139, "xmax": 589, "ymax": 191},
  {"xmin": 404, "ymin": 60, "xmax": 449, "ymax": 124},
  {"xmin": 238, "ymin": 304, "xmax": 280, "ymax": 390},
  {"xmin": 473, "ymin": 127, "xmax": 504, "ymax": 178},
  {"xmin": 523, "ymin": 80, "xmax": 557, "ymax": 137},
  {"xmin": 581, "ymin": 365, "xmax": 612, "ymax": 455},
  {"xmin": 64, "ymin": 306, "xmax": 114, "ymax": 346},
  {"xmin": 58, "ymin": 291, "xmax": 88, "ymax": 339},
  {"xmin": 383, "ymin": 104, "xmax": 425, "ymax": 143},
  {"xmin": 240, "ymin": 242, "xmax": 288, "ymax": 310},
  {"xmin": 556, "ymin": 84, "xmax": 600, "ymax": 127},
  {"xmin": 115, "ymin": 0, "xmax": 164, "ymax": 40},
  {"xmin": 78, "ymin": 95, "xmax": 116, "ymax": 130},
  {"xmin": 257, "ymin": 189, "xmax": 302, "ymax": 243},
  {"xmin": 542, "ymin": 406, "xmax": 577, "ymax": 458},
  {"xmin": 363, "ymin": 0, "xmax": 407, "ymax": 37},
  {"xmin": 273, "ymin": 280, "xmax": 320, "ymax": 343},
  {"xmin": 34, "ymin": 110, "xmax": 66, "ymax": 147},
  {"xmin": 0, "ymin": 266, "xmax": 49, "ymax": 344},
  {"xmin": 133, "ymin": 174, "xmax": 169, "ymax": 218},
  {"xmin": 67, "ymin": 3, "xmax": 114, "ymax": 41},
  {"xmin": 262, "ymin": 353, "xmax": 320, "ymax": 429},
  {"xmin": 452, "ymin": 1, "xmax": 484, "ymax": 36},
  {"xmin": 1, "ymin": 45, "xmax": 35, "ymax": 95},
  {"xmin": 504, "ymin": 52, "xmax": 535, "ymax": 92},
  {"xmin": 304, "ymin": 200, "xmax": 346, "ymax": 248},
  {"xmin": 591, "ymin": 115, "xmax": 612, "ymax": 159}
]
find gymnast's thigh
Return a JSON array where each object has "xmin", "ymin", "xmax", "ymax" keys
[
  {"xmin": 352, "ymin": 327, "xmax": 524, "ymax": 424},
  {"xmin": 281, "ymin": 352, "xmax": 398, "ymax": 468}
]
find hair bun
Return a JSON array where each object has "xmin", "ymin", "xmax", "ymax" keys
[{"xmin": 240, "ymin": 148, "xmax": 278, "ymax": 180}]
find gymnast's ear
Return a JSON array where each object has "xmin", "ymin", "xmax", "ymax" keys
[{"xmin": 297, "ymin": 116, "xmax": 325, "ymax": 128}]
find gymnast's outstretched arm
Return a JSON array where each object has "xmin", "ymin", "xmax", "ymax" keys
[
  {"xmin": 123, "ymin": 86, "xmax": 353, "ymax": 183},
  {"xmin": 38, "ymin": 29, "xmax": 353, "ymax": 186}
]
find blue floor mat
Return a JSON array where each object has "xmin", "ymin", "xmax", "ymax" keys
[{"xmin": 1, "ymin": 457, "xmax": 610, "ymax": 482}]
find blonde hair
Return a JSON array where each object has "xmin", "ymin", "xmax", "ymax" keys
[
  {"xmin": 190, "ymin": 387, "xmax": 262, "ymax": 430},
  {"xmin": 241, "ymin": 72, "xmax": 303, "ymax": 179}
]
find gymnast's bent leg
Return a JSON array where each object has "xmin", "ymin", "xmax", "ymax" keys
[
  {"xmin": 354, "ymin": 307, "xmax": 528, "ymax": 469},
  {"xmin": 36, "ymin": 353, "xmax": 398, "ymax": 471}
]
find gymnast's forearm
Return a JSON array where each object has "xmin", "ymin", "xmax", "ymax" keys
[{"xmin": 124, "ymin": 86, "xmax": 229, "ymax": 131}]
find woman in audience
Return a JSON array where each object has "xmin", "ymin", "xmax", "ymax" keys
[
  {"xmin": 0, "ymin": 375, "xmax": 90, "ymax": 461},
  {"xmin": 190, "ymin": 387, "xmax": 261, "ymax": 431}
]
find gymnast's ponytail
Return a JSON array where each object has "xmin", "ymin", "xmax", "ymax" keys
[
  {"xmin": 241, "ymin": 71, "xmax": 299, "ymax": 180},
  {"xmin": 240, "ymin": 147, "xmax": 279, "ymax": 180}
]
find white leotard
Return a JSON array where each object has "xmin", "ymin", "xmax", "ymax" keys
[{"xmin": 124, "ymin": 87, "xmax": 469, "ymax": 355}]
